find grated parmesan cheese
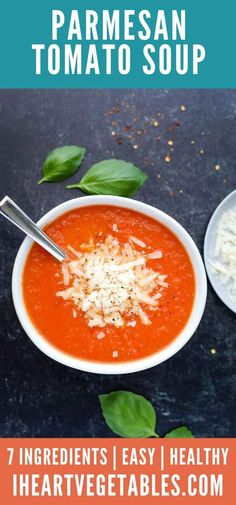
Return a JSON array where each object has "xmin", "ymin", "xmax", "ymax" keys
[
  {"xmin": 129, "ymin": 236, "xmax": 146, "ymax": 248},
  {"xmin": 148, "ymin": 250, "xmax": 163, "ymax": 259},
  {"xmin": 62, "ymin": 263, "xmax": 70, "ymax": 286},
  {"xmin": 112, "ymin": 223, "xmax": 118, "ymax": 232},
  {"xmin": 56, "ymin": 234, "xmax": 168, "ymax": 328},
  {"xmin": 96, "ymin": 331, "xmax": 105, "ymax": 340},
  {"xmin": 209, "ymin": 208, "xmax": 236, "ymax": 302},
  {"xmin": 127, "ymin": 320, "xmax": 137, "ymax": 327}
]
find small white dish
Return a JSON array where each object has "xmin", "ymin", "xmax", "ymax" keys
[
  {"xmin": 12, "ymin": 195, "xmax": 207, "ymax": 374},
  {"xmin": 204, "ymin": 190, "xmax": 236, "ymax": 314}
]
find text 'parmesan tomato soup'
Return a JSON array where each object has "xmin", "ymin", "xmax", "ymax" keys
[{"xmin": 23, "ymin": 206, "xmax": 195, "ymax": 362}]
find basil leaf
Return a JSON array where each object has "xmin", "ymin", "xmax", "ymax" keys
[
  {"xmin": 67, "ymin": 159, "xmax": 148, "ymax": 196},
  {"xmin": 38, "ymin": 145, "xmax": 85, "ymax": 184},
  {"xmin": 99, "ymin": 391, "xmax": 157, "ymax": 438},
  {"xmin": 164, "ymin": 426, "xmax": 193, "ymax": 438}
]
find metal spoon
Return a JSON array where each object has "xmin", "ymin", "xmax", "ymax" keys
[{"xmin": 0, "ymin": 196, "xmax": 66, "ymax": 262}]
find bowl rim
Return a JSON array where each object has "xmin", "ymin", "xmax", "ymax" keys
[
  {"xmin": 204, "ymin": 189, "xmax": 236, "ymax": 314},
  {"xmin": 12, "ymin": 195, "xmax": 207, "ymax": 375}
]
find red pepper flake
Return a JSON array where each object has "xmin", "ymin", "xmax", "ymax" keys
[
  {"xmin": 156, "ymin": 136, "xmax": 161, "ymax": 141},
  {"xmin": 168, "ymin": 121, "xmax": 180, "ymax": 132},
  {"xmin": 116, "ymin": 137, "xmax": 123, "ymax": 145},
  {"xmin": 123, "ymin": 125, "xmax": 132, "ymax": 132}
]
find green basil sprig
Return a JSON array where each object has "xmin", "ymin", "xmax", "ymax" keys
[
  {"xmin": 67, "ymin": 159, "xmax": 148, "ymax": 197},
  {"xmin": 38, "ymin": 145, "xmax": 85, "ymax": 184},
  {"xmin": 99, "ymin": 391, "xmax": 158, "ymax": 438},
  {"xmin": 99, "ymin": 391, "xmax": 193, "ymax": 439},
  {"xmin": 164, "ymin": 426, "xmax": 193, "ymax": 438}
]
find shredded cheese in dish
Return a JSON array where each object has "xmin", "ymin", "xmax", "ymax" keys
[
  {"xmin": 56, "ymin": 233, "xmax": 168, "ymax": 328},
  {"xmin": 209, "ymin": 208, "xmax": 236, "ymax": 302}
]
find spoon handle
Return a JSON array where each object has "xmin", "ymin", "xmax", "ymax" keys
[{"xmin": 0, "ymin": 196, "xmax": 66, "ymax": 262}]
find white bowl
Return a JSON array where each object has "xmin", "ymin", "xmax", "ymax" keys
[
  {"xmin": 12, "ymin": 195, "xmax": 207, "ymax": 374},
  {"xmin": 204, "ymin": 190, "xmax": 236, "ymax": 313}
]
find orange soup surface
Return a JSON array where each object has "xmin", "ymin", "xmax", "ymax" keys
[{"xmin": 23, "ymin": 205, "xmax": 195, "ymax": 362}]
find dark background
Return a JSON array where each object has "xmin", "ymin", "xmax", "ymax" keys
[{"xmin": 0, "ymin": 89, "xmax": 236, "ymax": 437}]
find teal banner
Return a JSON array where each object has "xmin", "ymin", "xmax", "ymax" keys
[{"xmin": 0, "ymin": 0, "xmax": 235, "ymax": 88}]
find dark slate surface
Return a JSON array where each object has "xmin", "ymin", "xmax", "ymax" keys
[{"xmin": 0, "ymin": 89, "xmax": 236, "ymax": 438}]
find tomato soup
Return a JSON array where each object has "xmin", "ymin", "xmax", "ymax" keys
[{"xmin": 23, "ymin": 205, "xmax": 195, "ymax": 362}]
